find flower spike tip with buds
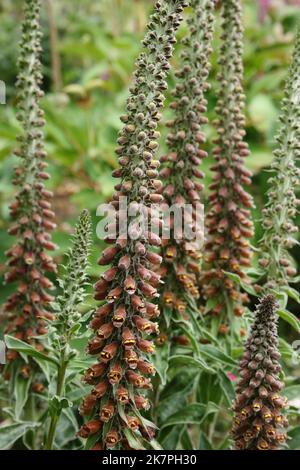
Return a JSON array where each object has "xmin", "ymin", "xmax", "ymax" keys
[
  {"xmin": 4, "ymin": 0, "xmax": 57, "ymax": 363},
  {"xmin": 202, "ymin": 0, "xmax": 254, "ymax": 326},
  {"xmin": 232, "ymin": 295, "xmax": 288, "ymax": 450}
]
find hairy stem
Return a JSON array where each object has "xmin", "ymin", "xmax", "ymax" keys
[{"xmin": 45, "ymin": 350, "xmax": 68, "ymax": 450}]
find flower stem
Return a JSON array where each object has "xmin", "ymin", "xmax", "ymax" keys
[
  {"xmin": 45, "ymin": 210, "xmax": 91, "ymax": 450},
  {"xmin": 45, "ymin": 350, "xmax": 68, "ymax": 450}
]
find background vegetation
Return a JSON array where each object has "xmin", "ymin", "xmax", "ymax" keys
[{"xmin": 1, "ymin": 0, "xmax": 300, "ymax": 449}]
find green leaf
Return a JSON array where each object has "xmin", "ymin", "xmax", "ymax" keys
[
  {"xmin": 197, "ymin": 372, "xmax": 216, "ymax": 404},
  {"xmin": 49, "ymin": 395, "xmax": 73, "ymax": 418},
  {"xmin": 218, "ymin": 370, "xmax": 236, "ymax": 406},
  {"xmin": 248, "ymin": 94, "xmax": 277, "ymax": 133},
  {"xmin": 131, "ymin": 403, "xmax": 159, "ymax": 431},
  {"xmin": 13, "ymin": 374, "xmax": 32, "ymax": 420},
  {"xmin": 277, "ymin": 309, "xmax": 300, "ymax": 333},
  {"xmin": 68, "ymin": 323, "xmax": 81, "ymax": 335},
  {"xmin": 284, "ymin": 286, "xmax": 300, "ymax": 304},
  {"xmin": 199, "ymin": 344, "xmax": 237, "ymax": 368},
  {"xmin": 162, "ymin": 306, "xmax": 172, "ymax": 328},
  {"xmin": 173, "ymin": 319, "xmax": 200, "ymax": 355},
  {"xmin": 205, "ymin": 297, "xmax": 220, "ymax": 313},
  {"xmin": 85, "ymin": 432, "xmax": 101, "ymax": 450},
  {"xmin": 4, "ymin": 335, "xmax": 59, "ymax": 366},
  {"xmin": 273, "ymin": 290, "xmax": 288, "ymax": 309},
  {"xmin": 199, "ymin": 432, "xmax": 213, "ymax": 450},
  {"xmin": 222, "ymin": 271, "xmax": 258, "ymax": 296},
  {"xmin": 285, "ymin": 385, "xmax": 300, "ymax": 401},
  {"xmin": 232, "ymin": 346, "xmax": 243, "ymax": 359},
  {"xmin": 148, "ymin": 439, "xmax": 163, "ymax": 450},
  {"xmin": 279, "ymin": 337, "xmax": 295, "ymax": 360},
  {"xmin": 288, "ymin": 407, "xmax": 300, "ymax": 418},
  {"xmin": 117, "ymin": 401, "xmax": 129, "ymax": 426},
  {"xmin": 79, "ymin": 309, "xmax": 93, "ymax": 324},
  {"xmin": 288, "ymin": 426, "xmax": 300, "ymax": 450},
  {"xmin": 32, "ymin": 357, "xmax": 52, "ymax": 383},
  {"xmin": 218, "ymin": 436, "xmax": 232, "ymax": 450},
  {"xmin": 157, "ymin": 381, "xmax": 194, "ymax": 423},
  {"xmin": 161, "ymin": 402, "xmax": 219, "ymax": 430},
  {"xmin": 0, "ymin": 422, "xmax": 40, "ymax": 450},
  {"xmin": 54, "ymin": 408, "xmax": 79, "ymax": 449},
  {"xmin": 245, "ymin": 267, "xmax": 265, "ymax": 279},
  {"xmin": 69, "ymin": 358, "xmax": 95, "ymax": 371},
  {"xmin": 221, "ymin": 271, "xmax": 244, "ymax": 285},
  {"xmin": 66, "ymin": 382, "xmax": 91, "ymax": 402},
  {"xmin": 158, "ymin": 425, "xmax": 183, "ymax": 450},
  {"xmin": 123, "ymin": 428, "xmax": 145, "ymax": 450},
  {"xmin": 152, "ymin": 342, "xmax": 170, "ymax": 386},
  {"xmin": 180, "ymin": 429, "xmax": 194, "ymax": 450},
  {"xmin": 199, "ymin": 328, "xmax": 219, "ymax": 346},
  {"xmin": 168, "ymin": 355, "xmax": 215, "ymax": 374}
]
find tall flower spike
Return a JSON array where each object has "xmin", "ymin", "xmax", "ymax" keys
[
  {"xmin": 45, "ymin": 210, "xmax": 92, "ymax": 450},
  {"xmin": 232, "ymin": 295, "xmax": 288, "ymax": 450},
  {"xmin": 4, "ymin": 0, "xmax": 57, "ymax": 358},
  {"xmin": 259, "ymin": 25, "xmax": 300, "ymax": 289},
  {"xmin": 159, "ymin": 0, "xmax": 216, "ymax": 337},
  {"xmin": 202, "ymin": 0, "xmax": 254, "ymax": 323},
  {"xmin": 51, "ymin": 209, "xmax": 92, "ymax": 337},
  {"xmin": 79, "ymin": 0, "xmax": 188, "ymax": 450}
]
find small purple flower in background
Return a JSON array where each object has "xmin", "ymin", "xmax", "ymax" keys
[
  {"xmin": 259, "ymin": 0, "xmax": 300, "ymax": 23},
  {"xmin": 258, "ymin": 0, "xmax": 272, "ymax": 23},
  {"xmin": 227, "ymin": 372, "xmax": 237, "ymax": 382}
]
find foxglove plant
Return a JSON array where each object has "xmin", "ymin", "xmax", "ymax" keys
[
  {"xmin": 232, "ymin": 295, "xmax": 288, "ymax": 450},
  {"xmin": 78, "ymin": 0, "xmax": 188, "ymax": 450},
  {"xmin": 45, "ymin": 210, "xmax": 92, "ymax": 450},
  {"xmin": 259, "ymin": 25, "xmax": 300, "ymax": 290},
  {"xmin": 202, "ymin": 0, "xmax": 254, "ymax": 324},
  {"xmin": 4, "ymin": 0, "xmax": 57, "ymax": 363},
  {"xmin": 159, "ymin": 0, "xmax": 215, "ymax": 333}
]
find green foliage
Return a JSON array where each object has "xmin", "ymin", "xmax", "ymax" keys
[
  {"xmin": 0, "ymin": 0, "xmax": 300, "ymax": 452},
  {"xmin": 259, "ymin": 22, "xmax": 300, "ymax": 289},
  {"xmin": 0, "ymin": 421, "xmax": 40, "ymax": 450}
]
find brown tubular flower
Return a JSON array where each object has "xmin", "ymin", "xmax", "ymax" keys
[
  {"xmin": 159, "ymin": 0, "xmax": 216, "ymax": 325},
  {"xmin": 259, "ymin": 26, "xmax": 300, "ymax": 289},
  {"xmin": 232, "ymin": 295, "xmax": 288, "ymax": 450},
  {"xmin": 4, "ymin": 0, "xmax": 57, "ymax": 354},
  {"xmin": 79, "ymin": 0, "xmax": 188, "ymax": 450},
  {"xmin": 202, "ymin": 0, "xmax": 254, "ymax": 321}
]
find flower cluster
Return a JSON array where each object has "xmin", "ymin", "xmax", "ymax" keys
[
  {"xmin": 4, "ymin": 0, "xmax": 57, "ymax": 359},
  {"xmin": 259, "ymin": 26, "xmax": 300, "ymax": 289},
  {"xmin": 202, "ymin": 0, "xmax": 254, "ymax": 323},
  {"xmin": 79, "ymin": 0, "xmax": 188, "ymax": 450},
  {"xmin": 159, "ymin": 0, "xmax": 215, "ymax": 332},
  {"xmin": 232, "ymin": 294, "xmax": 288, "ymax": 450},
  {"xmin": 51, "ymin": 209, "xmax": 91, "ymax": 340}
]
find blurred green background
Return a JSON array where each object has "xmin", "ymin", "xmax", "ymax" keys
[{"xmin": 0, "ymin": 0, "xmax": 300, "ymax": 312}]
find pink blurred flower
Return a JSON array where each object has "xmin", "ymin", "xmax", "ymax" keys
[
  {"xmin": 227, "ymin": 372, "xmax": 237, "ymax": 382},
  {"xmin": 258, "ymin": 0, "xmax": 272, "ymax": 23},
  {"xmin": 259, "ymin": 0, "xmax": 300, "ymax": 23}
]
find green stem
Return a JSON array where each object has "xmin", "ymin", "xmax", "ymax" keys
[
  {"xmin": 25, "ymin": 392, "xmax": 36, "ymax": 450},
  {"xmin": 44, "ymin": 350, "xmax": 68, "ymax": 450},
  {"xmin": 208, "ymin": 405, "xmax": 219, "ymax": 445}
]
